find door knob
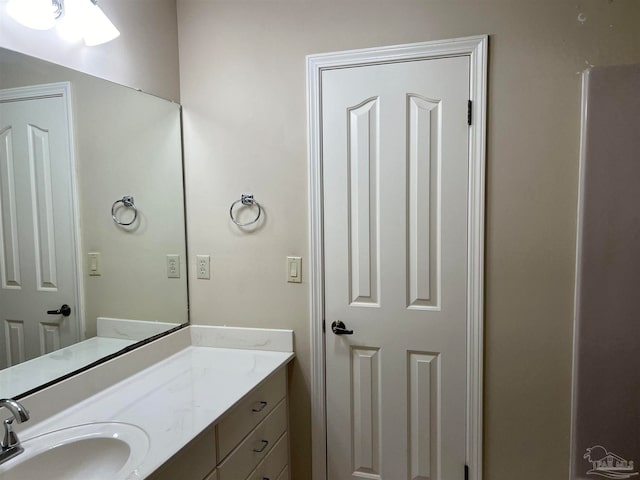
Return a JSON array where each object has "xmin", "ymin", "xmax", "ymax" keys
[
  {"xmin": 331, "ymin": 320, "xmax": 353, "ymax": 335},
  {"xmin": 47, "ymin": 304, "xmax": 71, "ymax": 317}
]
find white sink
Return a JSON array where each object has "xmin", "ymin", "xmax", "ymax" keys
[{"xmin": 0, "ymin": 422, "xmax": 149, "ymax": 480}]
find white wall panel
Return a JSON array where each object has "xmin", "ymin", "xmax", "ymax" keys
[
  {"xmin": 408, "ymin": 352, "xmax": 440, "ymax": 480},
  {"xmin": 4, "ymin": 319, "xmax": 25, "ymax": 366},
  {"xmin": 351, "ymin": 346, "xmax": 381, "ymax": 478},
  {"xmin": 27, "ymin": 124, "xmax": 57, "ymax": 291},
  {"xmin": 407, "ymin": 95, "xmax": 441, "ymax": 310},
  {"xmin": 348, "ymin": 98, "xmax": 380, "ymax": 306},
  {"xmin": 0, "ymin": 126, "xmax": 21, "ymax": 289},
  {"xmin": 39, "ymin": 322, "xmax": 61, "ymax": 355}
]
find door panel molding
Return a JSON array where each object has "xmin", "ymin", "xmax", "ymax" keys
[
  {"xmin": 307, "ymin": 36, "xmax": 488, "ymax": 480},
  {"xmin": 408, "ymin": 351, "xmax": 440, "ymax": 480},
  {"xmin": 0, "ymin": 126, "xmax": 22, "ymax": 289},
  {"xmin": 39, "ymin": 321, "xmax": 62, "ymax": 355},
  {"xmin": 407, "ymin": 94, "xmax": 441, "ymax": 310},
  {"xmin": 351, "ymin": 346, "xmax": 381, "ymax": 477},
  {"xmin": 28, "ymin": 123, "xmax": 59, "ymax": 291},
  {"xmin": 347, "ymin": 97, "xmax": 380, "ymax": 307},
  {"xmin": 4, "ymin": 319, "xmax": 25, "ymax": 366}
]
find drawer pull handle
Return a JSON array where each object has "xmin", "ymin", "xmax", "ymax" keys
[
  {"xmin": 253, "ymin": 439, "xmax": 269, "ymax": 453},
  {"xmin": 252, "ymin": 401, "xmax": 268, "ymax": 412}
]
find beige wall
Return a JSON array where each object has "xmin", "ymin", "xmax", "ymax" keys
[
  {"xmin": 177, "ymin": 1, "xmax": 640, "ymax": 479},
  {"xmin": 0, "ymin": 49, "xmax": 188, "ymax": 337},
  {"xmin": 0, "ymin": 0, "xmax": 180, "ymax": 101}
]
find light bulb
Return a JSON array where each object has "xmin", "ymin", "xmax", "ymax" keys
[
  {"xmin": 7, "ymin": 0, "xmax": 57, "ymax": 30},
  {"xmin": 82, "ymin": 2, "xmax": 120, "ymax": 46}
]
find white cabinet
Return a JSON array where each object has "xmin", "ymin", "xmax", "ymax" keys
[
  {"xmin": 150, "ymin": 367, "xmax": 289, "ymax": 480},
  {"xmin": 217, "ymin": 400, "xmax": 287, "ymax": 480},
  {"xmin": 217, "ymin": 368, "xmax": 286, "ymax": 460},
  {"xmin": 245, "ymin": 432, "xmax": 289, "ymax": 480}
]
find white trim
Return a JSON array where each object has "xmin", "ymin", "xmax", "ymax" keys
[
  {"xmin": 568, "ymin": 68, "xmax": 591, "ymax": 480},
  {"xmin": 0, "ymin": 82, "xmax": 85, "ymax": 344},
  {"xmin": 62, "ymin": 82, "xmax": 86, "ymax": 342},
  {"xmin": 306, "ymin": 35, "xmax": 488, "ymax": 480}
]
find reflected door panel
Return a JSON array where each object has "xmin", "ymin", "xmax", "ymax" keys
[{"xmin": 0, "ymin": 90, "xmax": 79, "ymax": 369}]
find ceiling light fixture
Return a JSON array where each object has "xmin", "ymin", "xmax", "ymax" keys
[{"xmin": 6, "ymin": 0, "xmax": 120, "ymax": 46}]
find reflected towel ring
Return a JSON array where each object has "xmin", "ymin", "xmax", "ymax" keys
[
  {"xmin": 229, "ymin": 194, "xmax": 262, "ymax": 227},
  {"xmin": 112, "ymin": 195, "xmax": 138, "ymax": 226}
]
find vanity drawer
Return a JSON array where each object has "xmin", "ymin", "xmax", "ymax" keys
[
  {"xmin": 276, "ymin": 465, "xmax": 289, "ymax": 480},
  {"xmin": 217, "ymin": 368, "xmax": 286, "ymax": 460},
  {"xmin": 218, "ymin": 399, "xmax": 287, "ymax": 480},
  {"xmin": 246, "ymin": 432, "xmax": 288, "ymax": 480}
]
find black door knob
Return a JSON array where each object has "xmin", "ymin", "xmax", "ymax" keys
[
  {"xmin": 331, "ymin": 320, "xmax": 354, "ymax": 335},
  {"xmin": 47, "ymin": 304, "xmax": 71, "ymax": 317}
]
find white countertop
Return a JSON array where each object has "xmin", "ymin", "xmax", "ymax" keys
[
  {"xmin": 0, "ymin": 337, "xmax": 136, "ymax": 399},
  {"xmin": 17, "ymin": 345, "xmax": 294, "ymax": 479}
]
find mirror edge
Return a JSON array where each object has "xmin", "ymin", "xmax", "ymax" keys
[{"xmin": 14, "ymin": 323, "xmax": 190, "ymax": 401}]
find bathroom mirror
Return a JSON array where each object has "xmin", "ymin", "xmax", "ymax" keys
[{"xmin": 0, "ymin": 47, "xmax": 188, "ymax": 399}]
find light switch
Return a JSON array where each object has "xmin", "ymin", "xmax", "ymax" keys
[
  {"xmin": 287, "ymin": 256, "xmax": 302, "ymax": 283},
  {"xmin": 197, "ymin": 255, "xmax": 210, "ymax": 280},
  {"xmin": 88, "ymin": 252, "xmax": 102, "ymax": 276},
  {"xmin": 167, "ymin": 254, "xmax": 180, "ymax": 278}
]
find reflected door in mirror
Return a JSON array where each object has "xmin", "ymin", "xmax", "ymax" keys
[{"xmin": 0, "ymin": 85, "xmax": 80, "ymax": 369}]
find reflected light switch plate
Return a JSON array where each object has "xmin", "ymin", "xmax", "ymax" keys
[{"xmin": 287, "ymin": 256, "xmax": 302, "ymax": 283}]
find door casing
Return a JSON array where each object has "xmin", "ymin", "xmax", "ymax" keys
[{"xmin": 306, "ymin": 36, "xmax": 488, "ymax": 480}]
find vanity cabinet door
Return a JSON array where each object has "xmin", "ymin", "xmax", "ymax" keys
[
  {"xmin": 148, "ymin": 426, "xmax": 217, "ymax": 480},
  {"xmin": 217, "ymin": 400, "xmax": 287, "ymax": 480},
  {"xmin": 217, "ymin": 368, "xmax": 286, "ymax": 461}
]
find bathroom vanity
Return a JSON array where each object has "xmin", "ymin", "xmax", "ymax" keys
[
  {"xmin": 150, "ymin": 366, "xmax": 289, "ymax": 480},
  {"xmin": 0, "ymin": 326, "xmax": 294, "ymax": 480}
]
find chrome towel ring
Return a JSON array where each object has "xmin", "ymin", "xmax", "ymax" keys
[
  {"xmin": 111, "ymin": 195, "xmax": 138, "ymax": 226},
  {"xmin": 230, "ymin": 194, "xmax": 262, "ymax": 227}
]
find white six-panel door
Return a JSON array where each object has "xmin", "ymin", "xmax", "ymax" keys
[
  {"xmin": 0, "ymin": 84, "xmax": 80, "ymax": 369},
  {"xmin": 322, "ymin": 56, "xmax": 470, "ymax": 479}
]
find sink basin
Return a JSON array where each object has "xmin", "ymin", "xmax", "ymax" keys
[{"xmin": 0, "ymin": 422, "xmax": 149, "ymax": 480}]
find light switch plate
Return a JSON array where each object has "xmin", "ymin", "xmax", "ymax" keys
[
  {"xmin": 197, "ymin": 255, "xmax": 210, "ymax": 279},
  {"xmin": 167, "ymin": 254, "xmax": 180, "ymax": 278},
  {"xmin": 287, "ymin": 256, "xmax": 302, "ymax": 283},
  {"xmin": 88, "ymin": 252, "xmax": 102, "ymax": 276}
]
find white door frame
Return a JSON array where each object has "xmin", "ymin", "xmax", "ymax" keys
[
  {"xmin": 0, "ymin": 82, "xmax": 85, "ymax": 343},
  {"xmin": 307, "ymin": 35, "xmax": 488, "ymax": 480}
]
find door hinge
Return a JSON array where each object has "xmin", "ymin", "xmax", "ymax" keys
[
  {"xmin": 467, "ymin": 100, "xmax": 473, "ymax": 126},
  {"xmin": 465, "ymin": 464, "xmax": 470, "ymax": 480}
]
